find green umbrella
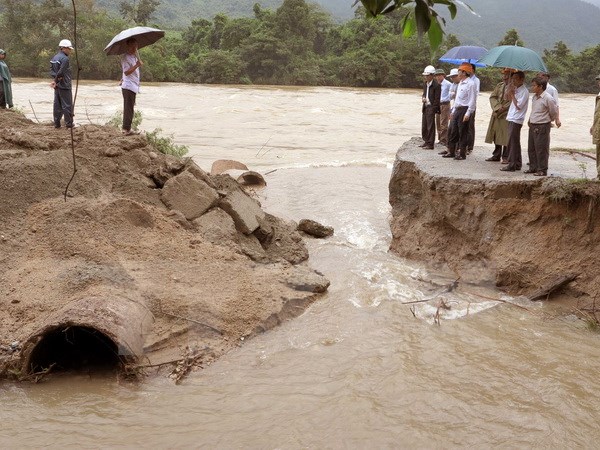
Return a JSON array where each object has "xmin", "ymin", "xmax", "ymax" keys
[{"xmin": 477, "ymin": 45, "xmax": 548, "ymax": 73}]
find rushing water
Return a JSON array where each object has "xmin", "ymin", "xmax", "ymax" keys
[{"xmin": 2, "ymin": 80, "xmax": 599, "ymax": 448}]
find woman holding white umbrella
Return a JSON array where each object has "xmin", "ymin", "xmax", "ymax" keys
[{"xmin": 120, "ymin": 38, "xmax": 143, "ymax": 135}]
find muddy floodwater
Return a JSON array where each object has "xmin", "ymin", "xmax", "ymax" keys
[{"xmin": 2, "ymin": 80, "xmax": 600, "ymax": 448}]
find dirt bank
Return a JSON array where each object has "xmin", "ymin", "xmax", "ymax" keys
[
  {"xmin": 389, "ymin": 137, "xmax": 600, "ymax": 300},
  {"xmin": 0, "ymin": 109, "xmax": 329, "ymax": 381}
]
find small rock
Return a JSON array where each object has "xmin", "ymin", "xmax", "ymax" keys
[
  {"xmin": 101, "ymin": 147, "xmax": 122, "ymax": 157},
  {"xmin": 298, "ymin": 219, "xmax": 334, "ymax": 238},
  {"xmin": 286, "ymin": 266, "xmax": 330, "ymax": 293}
]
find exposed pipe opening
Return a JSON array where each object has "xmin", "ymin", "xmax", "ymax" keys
[{"xmin": 28, "ymin": 326, "xmax": 122, "ymax": 374}]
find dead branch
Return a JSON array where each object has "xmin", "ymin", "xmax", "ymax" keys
[
  {"xmin": 18, "ymin": 363, "xmax": 56, "ymax": 383},
  {"xmin": 402, "ymin": 278, "xmax": 460, "ymax": 305},
  {"xmin": 528, "ymin": 274, "xmax": 579, "ymax": 301},
  {"xmin": 28, "ymin": 100, "xmax": 40, "ymax": 123},
  {"xmin": 169, "ymin": 346, "xmax": 210, "ymax": 384},
  {"xmin": 157, "ymin": 301, "xmax": 223, "ymax": 335},
  {"xmin": 566, "ymin": 150, "xmax": 597, "ymax": 161},
  {"xmin": 586, "ymin": 197, "xmax": 596, "ymax": 234}
]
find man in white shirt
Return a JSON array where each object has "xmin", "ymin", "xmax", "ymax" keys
[
  {"xmin": 467, "ymin": 64, "xmax": 480, "ymax": 153},
  {"xmin": 442, "ymin": 63, "xmax": 477, "ymax": 160},
  {"xmin": 434, "ymin": 68, "xmax": 452, "ymax": 147},
  {"xmin": 537, "ymin": 72, "xmax": 561, "ymax": 127},
  {"xmin": 525, "ymin": 76, "xmax": 560, "ymax": 176},
  {"xmin": 439, "ymin": 68, "xmax": 460, "ymax": 156},
  {"xmin": 120, "ymin": 38, "xmax": 143, "ymax": 135},
  {"xmin": 500, "ymin": 71, "xmax": 529, "ymax": 172},
  {"xmin": 591, "ymin": 75, "xmax": 600, "ymax": 179}
]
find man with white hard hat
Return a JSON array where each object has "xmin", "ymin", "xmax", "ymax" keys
[
  {"xmin": 420, "ymin": 64, "xmax": 440, "ymax": 150},
  {"xmin": 50, "ymin": 39, "xmax": 75, "ymax": 128}
]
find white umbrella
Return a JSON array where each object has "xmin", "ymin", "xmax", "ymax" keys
[{"xmin": 104, "ymin": 26, "xmax": 165, "ymax": 56}]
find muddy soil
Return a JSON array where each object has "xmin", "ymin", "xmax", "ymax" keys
[
  {"xmin": 0, "ymin": 110, "xmax": 329, "ymax": 380},
  {"xmin": 389, "ymin": 137, "xmax": 600, "ymax": 301}
]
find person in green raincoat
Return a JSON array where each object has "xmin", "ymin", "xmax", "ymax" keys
[
  {"xmin": 0, "ymin": 49, "xmax": 13, "ymax": 109},
  {"xmin": 591, "ymin": 74, "xmax": 600, "ymax": 179}
]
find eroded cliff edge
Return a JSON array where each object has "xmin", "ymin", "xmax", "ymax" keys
[{"xmin": 389, "ymin": 138, "xmax": 600, "ymax": 300}]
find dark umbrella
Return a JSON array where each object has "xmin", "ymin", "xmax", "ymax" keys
[
  {"xmin": 104, "ymin": 26, "xmax": 165, "ymax": 55},
  {"xmin": 477, "ymin": 45, "xmax": 548, "ymax": 73},
  {"xmin": 439, "ymin": 45, "xmax": 488, "ymax": 67}
]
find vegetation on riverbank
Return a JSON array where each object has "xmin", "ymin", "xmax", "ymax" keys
[{"xmin": 1, "ymin": 0, "xmax": 600, "ymax": 92}]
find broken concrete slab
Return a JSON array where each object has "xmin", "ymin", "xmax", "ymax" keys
[{"xmin": 160, "ymin": 171, "xmax": 219, "ymax": 221}]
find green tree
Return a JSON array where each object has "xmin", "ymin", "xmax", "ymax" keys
[
  {"xmin": 498, "ymin": 28, "xmax": 524, "ymax": 47},
  {"xmin": 119, "ymin": 0, "xmax": 160, "ymax": 26},
  {"xmin": 570, "ymin": 44, "xmax": 600, "ymax": 93},
  {"xmin": 543, "ymin": 41, "xmax": 573, "ymax": 92}
]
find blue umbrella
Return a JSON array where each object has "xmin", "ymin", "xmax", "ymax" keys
[{"xmin": 439, "ymin": 45, "xmax": 488, "ymax": 67}]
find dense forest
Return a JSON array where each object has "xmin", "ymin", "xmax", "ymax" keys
[
  {"xmin": 93, "ymin": 0, "xmax": 355, "ymax": 26},
  {"xmin": 1, "ymin": 0, "xmax": 600, "ymax": 93},
  {"xmin": 90, "ymin": 0, "xmax": 600, "ymax": 52}
]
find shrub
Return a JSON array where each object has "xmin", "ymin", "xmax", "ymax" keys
[{"xmin": 145, "ymin": 128, "xmax": 189, "ymax": 157}]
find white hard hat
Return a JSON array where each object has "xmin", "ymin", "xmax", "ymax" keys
[
  {"xmin": 58, "ymin": 39, "xmax": 74, "ymax": 49},
  {"xmin": 448, "ymin": 68, "xmax": 459, "ymax": 77},
  {"xmin": 422, "ymin": 65, "xmax": 435, "ymax": 75}
]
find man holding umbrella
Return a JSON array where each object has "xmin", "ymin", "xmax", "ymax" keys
[
  {"xmin": 50, "ymin": 39, "xmax": 74, "ymax": 129},
  {"xmin": 120, "ymin": 38, "xmax": 143, "ymax": 135},
  {"xmin": 104, "ymin": 26, "xmax": 165, "ymax": 135}
]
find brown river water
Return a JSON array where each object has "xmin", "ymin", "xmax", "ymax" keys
[{"xmin": 1, "ymin": 80, "xmax": 599, "ymax": 448}]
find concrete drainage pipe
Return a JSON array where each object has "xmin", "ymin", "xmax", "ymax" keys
[{"xmin": 20, "ymin": 295, "xmax": 153, "ymax": 374}]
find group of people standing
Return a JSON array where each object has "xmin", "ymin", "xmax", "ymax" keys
[
  {"xmin": 420, "ymin": 62, "xmax": 562, "ymax": 177},
  {"xmin": 0, "ymin": 38, "xmax": 142, "ymax": 135}
]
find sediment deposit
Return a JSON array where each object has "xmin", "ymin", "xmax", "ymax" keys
[{"xmin": 0, "ymin": 110, "xmax": 329, "ymax": 380}]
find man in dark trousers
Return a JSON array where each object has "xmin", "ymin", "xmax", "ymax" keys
[
  {"xmin": 443, "ymin": 63, "xmax": 477, "ymax": 160},
  {"xmin": 420, "ymin": 65, "xmax": 440, "ymax": 150},
  {"xmin": 525, "ymin": 76, "xmax": 560, "ymax": 176},
  {"xmin": 50, "ymin": 39, "xmax": 74, "ymax": 129}
]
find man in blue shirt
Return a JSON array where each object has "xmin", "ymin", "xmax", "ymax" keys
[
  {"xmin": 435, "ymin": 68, "xmax": 452, "ymax": 147},
  {"xmin": 50, "ymin": 39, "xmax": 74, "ymax": 129}
]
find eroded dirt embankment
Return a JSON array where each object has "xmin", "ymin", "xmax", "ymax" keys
[
  {"xmin": 389, "ymin": 138, "xmax": 600, "ymax": 300},
  {"xmin": 0, "ymin": 110, "xmax": 329, "ymax": 380}
]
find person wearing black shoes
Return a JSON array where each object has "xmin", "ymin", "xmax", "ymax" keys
[
  {"xmin": 485, "ymin": 68, "xmax": 511, "ymax": 162},
  {"xmin": 420, "ymin": 65, "xmax": 440, "ymax": 150},
  {"xmin": 500, "ymin": 71, "xmax": 529, "ymax": 172},
  {"xmin": 50, "ymin": 39, "xmax": 75, "ymax": 129},
  {"xmin": 525, "ymin": 76, "xmax": 560, "ymax": 176},
  {"xmin": 444, "ymin": 63, "xmax": 477, "ymax": 160},
  {"xmin": 466, "ymin": 64, "xmax": 480, "ymax": 154}
]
